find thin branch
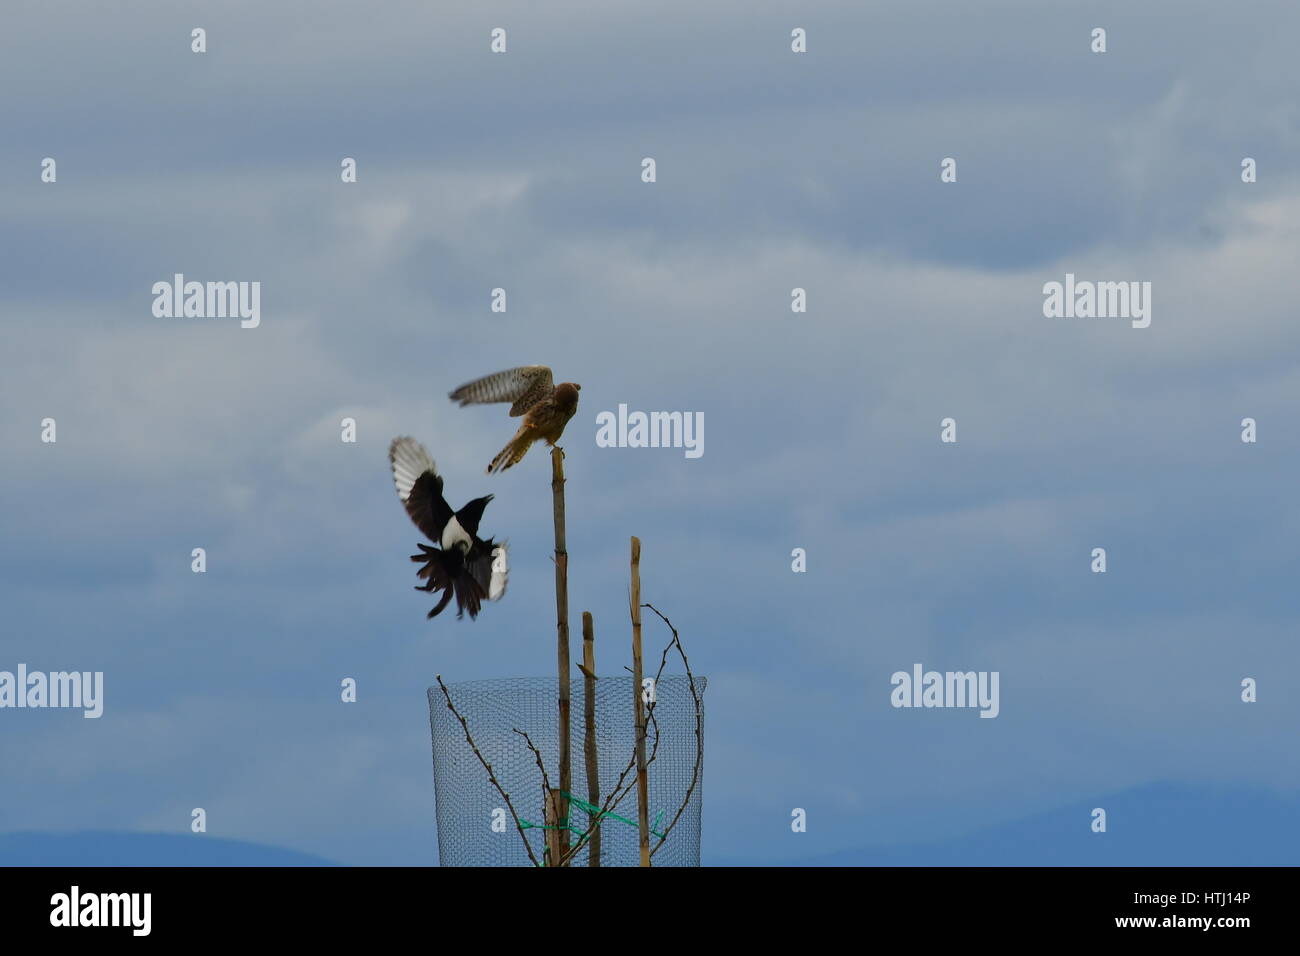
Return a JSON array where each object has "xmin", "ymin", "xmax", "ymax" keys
[
  {"xmin": 513, "ymin": 727, "xmax": 554, "ymax": 797},
  {"xmin": 436, "ymin": 675, "xmax": 541, "ymax": 868},
  {"xmin": 641, "ymin": 603, "xmax": 705, "ymax": 859},
  {"xmin": 512, "ymin": 726, "xmax": 556, "ymax": 862}
]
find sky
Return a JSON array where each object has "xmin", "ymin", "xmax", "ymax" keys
[{"xmin": 1, "ymin": 0, "xmax": 1298, "ymax": 866}]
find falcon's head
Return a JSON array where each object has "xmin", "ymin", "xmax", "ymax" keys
[{"xmin": 555, "ymin": 382, "xmax": 581, "ymax": 409}]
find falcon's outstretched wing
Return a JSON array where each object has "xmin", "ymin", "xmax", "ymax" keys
[
  {"xmin": 389, "ymin": 437, "xmax": 453, "ymax": 544},
  {"xmin": 449, "ymin": 365, "xmax": 554, "ymax": 417}
]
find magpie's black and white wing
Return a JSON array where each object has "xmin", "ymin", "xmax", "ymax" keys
[
  {"xmin": 462, "ymin": 539, "xmax": 509, "ymax": 617},
  {"xmin": 389, "ymin": 437, "xmax": 453, "ymax": 543}
]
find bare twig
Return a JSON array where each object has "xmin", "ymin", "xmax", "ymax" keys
[
  {"xmin": 435, "ymin": 675, "xmax": 541, "ymax": 868},
  {"xmin": 513, "ymin": 727, "xmax": 554, "ymax": 817},
  {"xmin": 641, "ymin": 603, "xmax": 705, "ymax": 859},
  {"xmin": 515, "ymin": 727, "xmax": 563, "ymax": 866}
]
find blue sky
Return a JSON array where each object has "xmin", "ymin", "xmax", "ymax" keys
[{"xmin": 1, "ymin": 0, "xmax": 1298, "ymax": 866}]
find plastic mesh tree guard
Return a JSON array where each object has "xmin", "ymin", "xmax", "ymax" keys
[{"xmin": 429, "ymin": 675, "xmax": 706, "ymax": 866}]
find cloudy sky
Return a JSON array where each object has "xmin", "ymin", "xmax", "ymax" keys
[{"xmin": 2, "ymin": 0, "xmax": 1298, "ymax": 865}]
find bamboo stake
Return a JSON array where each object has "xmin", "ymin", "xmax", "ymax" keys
[
  {"xmin": 630, "ymin": 536, "xmax": 650, "ymax": 866},
  {"xmin": 551, "ymin": 447, "xmax": 571, "ymax": 861},
  {"xmin": 582, "ymin": 611, "xmax": 601, "ymax": 866},
  {"xmin": 544, "ymin": 788, "xmax": 563, "ymax": 867}
]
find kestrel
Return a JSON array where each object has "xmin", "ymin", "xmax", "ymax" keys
[
  {"xmin": 389, "ymin": 437, "xmax": 508, "ymax": 620},
  {"xmin": 449, "ymin": 365, "xmax": 581, "ymax": 474}
]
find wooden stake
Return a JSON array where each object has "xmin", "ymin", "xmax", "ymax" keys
[
  {"xmin": 544, "ymin": 788, "xmax": 563, "ymax": 867},
  {"xmin": 630, "ymin": 536, "xmax": 650, "ymax": 866},
  {"xmin": 582, "ymin": 611, "xmax": 601, "ymax": 867},
  {"xmin": 551, "ymin": 447, "xmax": 571, "ymax": 861}
]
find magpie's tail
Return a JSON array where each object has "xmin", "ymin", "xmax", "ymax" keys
[
  {"xmin": 410, "ymin": 543, "xmax": 456, "ymax": 619},
  {"xmin": 453, "ymin": 571, "xmax": 488, "ymax": 620}
]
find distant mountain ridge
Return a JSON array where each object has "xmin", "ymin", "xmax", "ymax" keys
[
  {"xmin": 717, "ymin": 782, "xmax": 1300, "ymax": 866},
  {"xmin": 0, "ymin": 831, "xmax": 338, "ymax": 867}
]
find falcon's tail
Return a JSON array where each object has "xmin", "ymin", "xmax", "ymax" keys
[{"xmin": 487, "ymin": 424, "xmax": 534, "ymax": 474}]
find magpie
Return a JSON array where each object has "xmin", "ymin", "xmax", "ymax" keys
[{"xmin": 388, "ymin": 436, "xmax": 508, "ymax": 620}]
